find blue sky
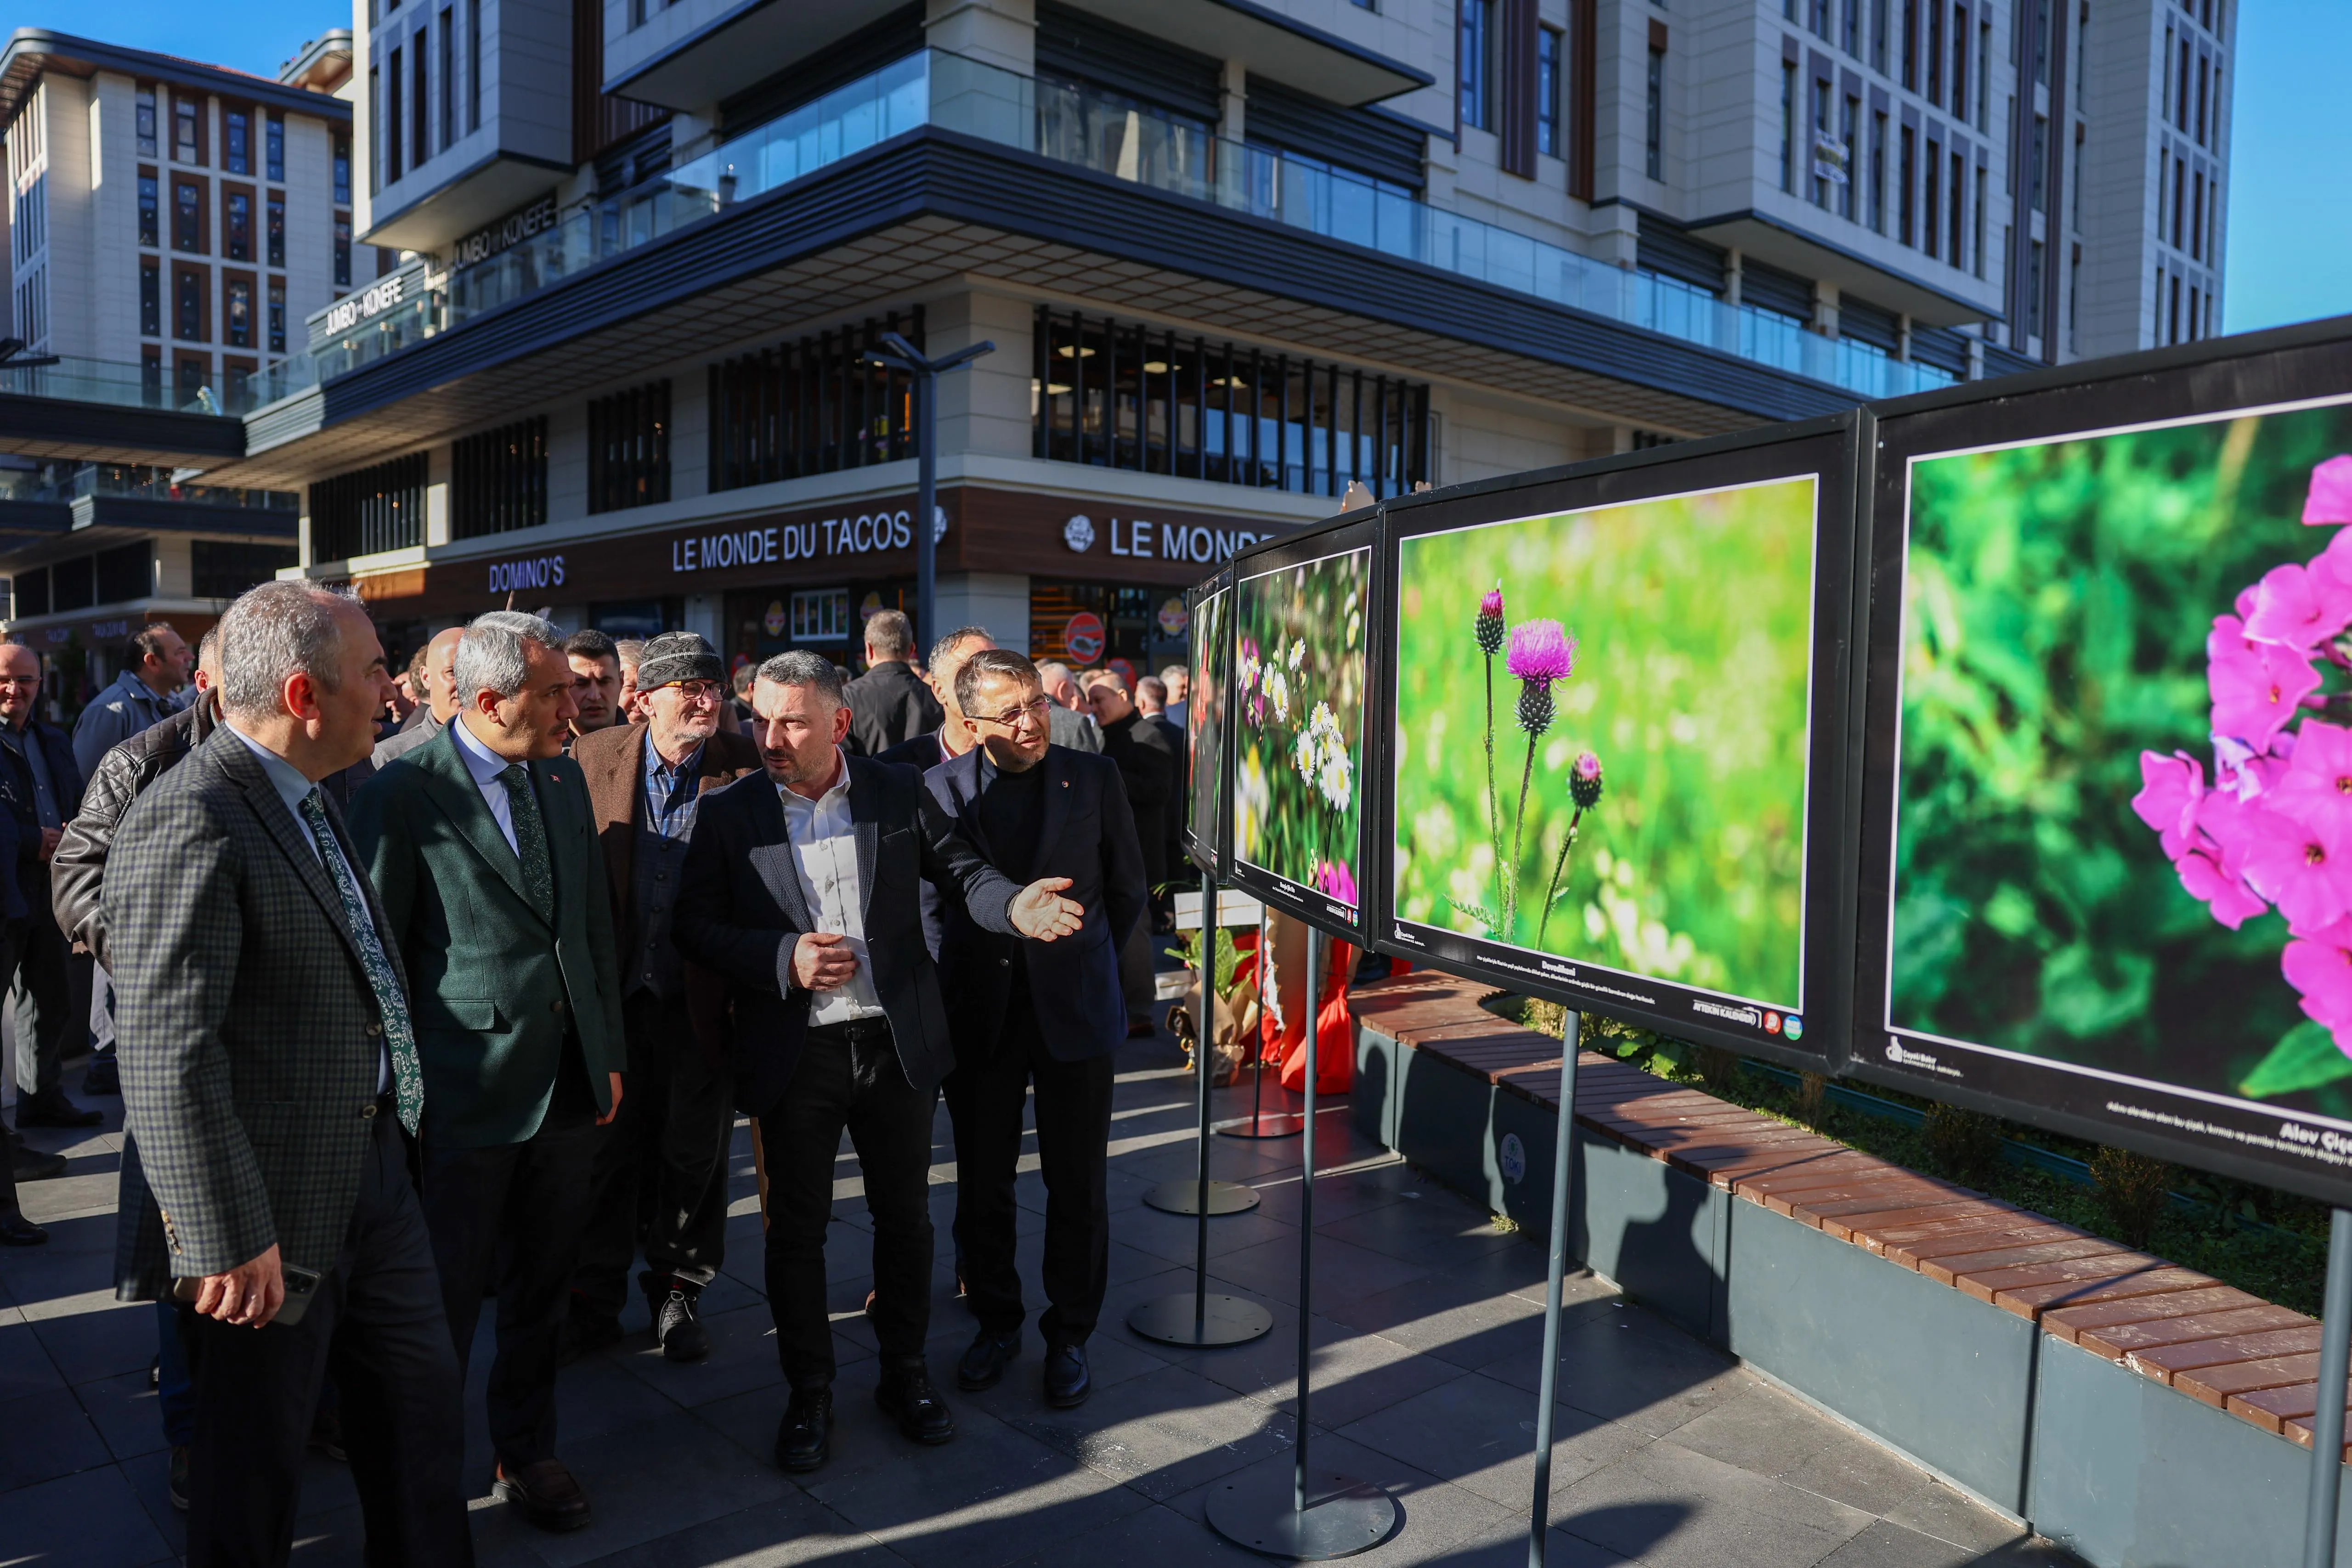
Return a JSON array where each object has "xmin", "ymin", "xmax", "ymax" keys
[{"xmin": 35, "ymin": 0, "xmax": 2352, "ymax": 337}]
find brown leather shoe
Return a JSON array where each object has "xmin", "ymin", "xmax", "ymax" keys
[{"xmin": 492, "ymin": 1458, "xmax": 592, "ymax": 1532}]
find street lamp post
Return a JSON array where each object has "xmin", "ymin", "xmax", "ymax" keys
[{"xmin": 862, "ymin": 332, "xmax": 995, "ymax": 652}]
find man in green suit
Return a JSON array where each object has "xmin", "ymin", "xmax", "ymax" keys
[{"xmin": 349, "ymin": 610, "xmax": 626, "ymax": 1535}]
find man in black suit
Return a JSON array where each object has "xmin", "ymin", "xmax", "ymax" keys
[
  {"xmin": 926, "ymin": 649, "xmax": 1147, "ymax": 1410},
  {"xmin": 0, "ymin": 641, "xmax": 97, "ymax": 1132},
  {"xmin": 674, "ymin": 650, "xmax": 1083, "ymax": 1473},
  {"xmin": 841, "ymin": 609, "xmax": 942, "ymax": 756},
  {"xmin": 873, "ymin": 625, "xmax": 995, "ymax": 778}
]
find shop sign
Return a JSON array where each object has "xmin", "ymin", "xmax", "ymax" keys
[
  {"xmin": 1063, "ymin": 513, "xmax": 1275, "ymax": 565},
  {"xmin": 1157, "ymin": 596, "xmax": 1189, "ymax": 637},
  {"xmin": 449, "ymin": 192, "xmax": 561, "ymax": 270},
  {"xmin": 670, "ymin": 506, "xmax": 946, "ymax": 575},
  {"xmin": 39, "ymin": 616, "xmax": 131, "ymax": 645},
  {"xmin": 306, "ymin": 259, "xmax": 431, "ymax": 346},
  {"xmin": 486, "ymin": 552, "xmax": 565, "ymax": 595},
  {"xmin": 1064, "ymin": 612, "xmax": 1106, "ymax": 665},
  {"xmin": 763, "ymin": 600, "xmax": 788, "ymax": 637}
]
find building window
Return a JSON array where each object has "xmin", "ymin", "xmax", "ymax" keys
[
  {"xmin": 334, "ymin": 133, "xmax": 351, "ymax": 204},
  {"xmin": 136, "ymin": 87, "xmax": 157, "ymax": 156},
  {"xmin": 139, "ymin": 264, "xmax": 160, "ymax": 336},
  {"xmin": 266, "ymin": 115, "xmax": 284, "ymax": 182},
  {"xmin": 2190, "ymin": 169, "xmax": 2204, "ymax": 261},
  {"xmin": 226, "ymin": 279, "xmax": 252, "ymax": 348},
  {"xmin": 792, "ymin": 590, "xmax": 853, "ymax": 643},
  {"xmin": 1922, "ymin": 139, "xmax": 1940, "ymax": 257},
  {"xmin": 1646, "ymin": 45, "xmax": 1666, "ymax": 180},
  {"xmin": 1840, "ymin": 95, "xmax": 1859, "ymax": 220},
  {"xmin": 225, "ymin": 192, "xmax": 252, "ymax": 261},
  {"xmin": 469, "ymin": 0, "xmax": 482, "ymax": 132},
  {"xmin": 1901, "ymin": 0, "xmax": 1918, "ymax": 90},
  {"xmin": 311, "ymin": 452, "xmax": 428, "ymax": 561},
  {"xmin": 1927, "ymin": 0, "xmax": 1943, "ymax": 105},
  {"xmin": 1780, "ymin": 62, "xmax": 1796, "ymax": 193},
  {"xmin": 175, "ymin": 268, "xmax": 203, "ymax": 341},
  {"xmin": 1872, "ymin": 0, "xmax": 1889, "ymax": 72},
  {"xmin": 268, "ymin": 280, "xmax": 286, "ymax": 354},
  {"xmin": 2196, "ymin": 56, "xmax": 2209, "ymax": 146},
  {"xmin": 173, "ymin": 180, "xmax": 202, "ymax": 252},
  {"xmin": 141, "ymin": 351, "xmax": 161, "ymax": 405},
  {"xmin": 440, "ymin": 9, "xmax": 457, "ymax": 148},
  {"xmin": 2158, "ymin": 147, "xmax": 2171, "ymax": 244},
  {"xmin": 1898, "ymin": 124, "xmax": 1915, "ymax": 244},
  {"xmin": 1950, "ymin": 148, "xmax": 1966, "ymax": 270},
  {"xmin": 266, "ymin": 195, "xmax": 285, "ymax": 267},
  {"xmin": 1810, "ymin": 78, "xmax": 1831, "ymax": 207},
  {"xmin": 2169, "ymin": 270, "xmax": 2181, "ymax": 344},
  {"xmin": 2030, "ymin": 114, "xmax": 2047, "ymax": 213},
  {"xmin": 413, "ymin": 22, "xmax": 431, "ymax": 168},
  {"xmin": 1029, "ymin": 307, "xmax": 1432, "ymax": 499},
  {"xmin": 334, "ymin": 217, "xmax": 351, "ymax": 286},
  {"xmin": 1979, "ymin": 20, "xmax": 1991, "ymax": 128},
  {"xmin": 174, "ymin": 96, "xmax": 200, "ymax": 163},
  {"xmin": 1870, "ymin": 112, "xmax": 1888, "ymax": 231},
  {"xmin": 1536, "ymin": 28, "xmax": 1562, "ymax": 158},
  {"xmin": 192, "ymin": 540, "xmax": 299, "ymax": 601},
  {"xmin": 2172, "ymin": 152, "xmax": 2186, "ymax": 248},
  {"xmin": 2030, "ymin": 238, "xmax": 2047, "ymax": 341},
  {"xmin": 1951, "ymin": 5, "xmax": 1968, "ymax": 122},
  {"xmin": 1843, "ymin": 0, "xmax": 1860, "ymax": 56},
  {"xmin": 137, "ymin": 173, "xmax": 159, "ymax": 246},
  {"xmin": 708, "ymin": 310, "xmax": 925, "ymax": 492},
  {"xmin": 225, "ymin": 110, "xmax": 250, "ymax": 175},
  {"xmin": 1459, "ymin": 0, "xmax": 1493, "ymax": 132},
  {"xmin": 2070, "ymin": 249, "xmax": 2082, "ymax": 351},
  {"xmin": 452, "ymin": 417, "xmax": 549, "ymax": 538},
  {"xmin": 97, "ymin": 543, "xmax": 151, "ymax": 606},
  {"xmin": 587, "ymin": 381, "xmax": 672, "ymax": 514},
  {"xmin": 1974, "ymin": 164, "xmax": 1988, "ymax": 276},
  {"xmin": 387, "ymin": 48, "xmax": 403, "ymax": 183}
]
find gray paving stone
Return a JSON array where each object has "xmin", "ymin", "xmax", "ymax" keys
[
  {"xmin": 1478, "ymin": 1298, "xmax": 1747, "ymax": 1438},
  {"xmin": 565, "ymin": 1489, "xmax": 905, "ymax": 1567},
  {"xmin": 0, "ymin": 1381, "xmax": 116, "ymax": 1489},
  {"xmin": 23, "ymin": 1294, "xmax": 155, "ymax": 1385},
  {"xmin": 1165, "ymin": 1427, "xmax": 1526, "ymax": 1568},
  {"xmin": 992, "ymin": 1361, "xmax": 1291, "ymax": 1499},
  {"xmin": 1208, "ymin": 1230, "xmax": 1430, "ymax": 1309},
  {"xmin": 1, "ymin": 1458, "xmax": 177, "ymax": 1566},
  {"xmin": 505, "ymin": 1405, "xmax": 800, "ymax": 1568},
  {"xmin": 0, "ymin": 1307, "xmax": 65, "ymax": 1399},
  {"xmin": 1553, "ymin": 1436, "xmax": 1873, "ymax": 1568},
  {"xmin": 75, "ymin": 1365, "xmax": 174, "ymax": 1463}
]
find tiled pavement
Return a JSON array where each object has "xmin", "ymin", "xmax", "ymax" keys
[{"xmin": 0, "ymin": 1035, "xmax": 2086, "ymax": 1568}]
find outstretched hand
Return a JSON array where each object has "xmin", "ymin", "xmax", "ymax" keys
[{"xmin": 1009, "ymin": 877, "xmax": 1085, "ymax": 941}]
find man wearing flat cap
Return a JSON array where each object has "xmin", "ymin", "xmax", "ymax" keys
[{"xmin": 565, "ymin": 633, "xmax": 762, "ymax": 1363}]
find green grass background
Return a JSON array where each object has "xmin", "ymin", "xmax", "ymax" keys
[
  {"xmin": 1391, "ymin": 479, "xmax": 1816, "ymax": 1007},
  {"xmin": 1233, "ymin": 550, "xmax": 1367, "ymax": 902},
  {"xmin": 1892, "ymin": 401, "xmax": 2352, "ymax": 1116}
]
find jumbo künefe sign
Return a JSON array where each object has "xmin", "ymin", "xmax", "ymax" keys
[{"xmin": 449, "ymin": 192, "xmax": 561, "ymax": 270}]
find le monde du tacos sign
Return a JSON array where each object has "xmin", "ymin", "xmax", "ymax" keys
[{"xmin": 477, "ymin": 500, "xmax": 946, "ymax": 597}]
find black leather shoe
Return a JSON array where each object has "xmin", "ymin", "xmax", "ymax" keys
[
  {"xmin": 957, "ymin": 1329, "xmax": 1020, "ymax": 1391},
  {"xmin": 876, "ymin": 1363, "xmax": 955, "ymax": 1445},
  {"xmin": 17, "ymin": 1089, "xmax": 100, "ymax": 1129},
  {"xmin": 9, "ymin": 1139, "xmax": 65, "ymax": 1182},
  {"xmin": 80, "ymin": 1054, "xmax": 119, "ymax": 1095},
  {"xmin": 775, "ymin": 1388, "xmax": 832, "ymax": 1472},
  {"xmin": 1044, "ymin": 1339, "xmax": 1091, "ymax": 1409},
  {"xmin": 649, "ymin": 1284, "xmax": 709, "ymax": 1362},
  {"xmin": 492, "ymin": 1458, "xmax": 592, "ymax": 1532},
  {"xmin": 0, "ymin": 1207, "xmax": 46, "ymax": 1246}
]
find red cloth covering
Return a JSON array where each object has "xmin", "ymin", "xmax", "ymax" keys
[{"xmin": 1262, "ymin": 937, "xmax": 1357, "ymax": 1094}]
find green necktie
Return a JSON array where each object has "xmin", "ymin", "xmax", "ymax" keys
[
  {"xmin": 297, "ymin": 788, "xmax": 424, "ymax": 1132},
  {"xmin": 498, "ymin": 764, "xmax": 555, "ymax": 922}
]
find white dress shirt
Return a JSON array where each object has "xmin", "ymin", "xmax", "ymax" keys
[
  {"xmin": 450, "ymin": 715, "xmax": 521, "ymax": 854},
  {"xmin": 779, "ymin": 748, "xmax": 885, "ymax": 1025}
]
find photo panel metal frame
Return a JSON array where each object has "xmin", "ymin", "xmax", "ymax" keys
[
  {"xmin": 1851, "ymin": 318, "xmax": 2352, "ymax": 1206},
  {"xmin": 1223, "ymin": 510, "xmax": 1385, "ymax": 947},
  {"xmin": 1366, "ymin": 414, "xmax": 1864, "ymax": 1072},
  {"xmin": 1184, "ymin": 563, "xmax": 1235, "ymax": 880}
]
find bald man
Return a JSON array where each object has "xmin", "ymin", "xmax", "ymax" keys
[{"xmin": 374, "ymin": 626, "xmax": 464, "ymax": 767}]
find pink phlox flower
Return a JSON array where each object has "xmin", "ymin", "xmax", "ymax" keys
[
  {"xmin": 2236, "ymin": 585, "xmax": 2260, "ymax": 621},
  {"xmin": 2210, "ymin": 631, "xmax": 2322, "ymax": 752},
  {"xmin": 2130, "ymin": 750, "xmax": 2205, "ymax": 859},
  {"xmin": 2237, "ymin": 805, "xmax": 2352, "ymax": 933},
  {"xmin": 2244, "ymin": 557, "xmax": 2352, "ymax": 650},
  {"xmin": 2282, "ymin": 916, "xmax": 2352, "ymax": 1055},
  {"xmin": 1314, "ymin": 859, "xmax": 1358, "ymax": 905},
  {"xmin": 2176, "ymin": 846, "xmax": 2272, "ymax": 930},
  {"xmin": 2266, "ymin": 719, "xmax": 2352, "ymax": 845},
  {"xmin": 1505, "ymin": 620, "xmax": 1577, "ymax": 683},
  {"xmin": 2302, "ymin": 455, "xmax": 2352, "ymax": 527}
]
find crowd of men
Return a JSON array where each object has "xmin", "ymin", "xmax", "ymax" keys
[{"xmin": 0, "ymin": 594, "xmax": 1186, "ymax": 1567}]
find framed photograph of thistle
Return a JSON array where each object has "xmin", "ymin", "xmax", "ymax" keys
[
  {"xmin": 1373, "ymin": 418, "xmax": 1861, "ymax": 1069},
  {"xmin": 1226, "ymin": 513, "xmax": 1380, "ymax": 941},
  {"xmin": 1184, "ymin": 567, "xmax": 1233, "ymax": 876},
  {"xmin": 1854, "ymin": 321, "xmax": 2352, "ymax": 1203}
]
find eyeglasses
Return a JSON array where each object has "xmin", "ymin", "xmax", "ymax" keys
[
  {"xmin": 652, "ymin": 679, "xmax": 723, "ymax": 704},
  {"xmin": 0, "ymin": 677, "xmax": 40, "ymax": 689},
  {"xmin": 976, "ymin": 694, "xmax": 1051, "ymax": 728}
]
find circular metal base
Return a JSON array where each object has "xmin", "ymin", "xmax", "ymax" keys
[
  {"xmin": 1216, "ymin": 1112, "xmax": 1307, "ymax": 1140},
  {"xmin": 1126, "ymin": 1292, "xmax": 1273, "ymax": 1348},
  {"xmin": 1142, "ymin": 1179, "xmax": 1261, "ymax": 1215},
  {"xmin": 1205, "ymin": 1463, "xmax": 1402, "ymax": 1560}
]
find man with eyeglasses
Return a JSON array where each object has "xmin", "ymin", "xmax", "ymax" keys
[
  {"xmin": 925, "ymin": 649, "xmax": 1146, "ymax": 1411},
  {"xmin": 565, "ymin": 633, "xmax": 761, "ymax": 1364},
  {"xmin": 0, "ymin": 642, "xmax": 98, "ymax": 1132}
]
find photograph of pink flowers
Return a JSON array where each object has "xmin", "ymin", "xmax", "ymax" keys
[
  {"xmin": 1389, "ymin": 477, "xmax": 1817, "ymax": 1015},
  {"xmin": 1186, "ymin": 580, "xmax": 1230, "ymax": 869},
  {"xmin": 1231, "ymin": 547, "xmax": 1368, "ymax": 919},
  {"xmin": 1888, "ymin": 400, "xmax": 2352, "ymax": 1123}
]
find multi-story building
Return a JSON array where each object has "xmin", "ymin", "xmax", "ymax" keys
[
  {"xmin": 23, "ymin": 0, "xmax": 2226, "ymax": 683},
  {"xmin": 2027, "ymin": 0, "xmax": 2233, "ymax": 363},
  {"xmin": 0, "ymin": 29, "xmax": 358, "ymax": 711}
]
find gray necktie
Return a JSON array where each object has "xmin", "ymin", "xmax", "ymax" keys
[{"xmin": 297, "ymin": 788, "xmax": 423, "ymax": 1132}]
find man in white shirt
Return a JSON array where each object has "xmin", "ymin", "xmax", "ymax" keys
[{"xmin": 673, "ymin": 650, "xmax": 1082, "ymax": 1475}]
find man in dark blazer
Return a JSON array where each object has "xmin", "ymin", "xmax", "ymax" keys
[
  {"xmin": 841, "ymin": 609, "xmax": 943, "ymax": 756},
  {"xmin": 0, "ymin": 640, "xmax": 96, "ymax": 1130},
  {"xmin": 567, "ymin": 632, "xmax": 760, "ymax": 1364},
  {"xmin": 876, "ymin": 626, "xmax": 995, "ymax": 958},
  {"xmin": 109, "ymin": 581, "xmax": 471, "ymax": 1566},
  {"xmin": 925, "ymin": 649, "xmax": 1147, "ymax": 1410},
  {"xmin": 348, "ymin": 610, "xmax": 627, "ymax": 1534},
  {"xmin": 674, "ymin": 650, "xmax": 1082, "ymax": 1474}
]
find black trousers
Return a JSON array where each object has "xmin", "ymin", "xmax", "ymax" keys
[
  {"xmin": 573, "ymin": 989, "xmax": 735, "ymax": 1317},
  {"xmin": 183, "ymin": 1105, "xmax": 472, "ymax": 1568},
  {"xmin": 944, "ymin": 1000, "xmax": 1116, "ymax": 1345},
  {"xmin": 419, "ymin": 1091, "xmax": 599, "ymax": 1472},
  {"xmin": 756, "ymin": 1021, "xmax": 935, "ymax": 1392},
  {"xmin": 8, "ymin": 880, "xmax": 85, "ymax": 1098}
]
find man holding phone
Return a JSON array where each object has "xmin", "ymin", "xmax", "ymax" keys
[{"xmin": 109, "ymin": 583, "xmax": 471, "ymax": 1566}]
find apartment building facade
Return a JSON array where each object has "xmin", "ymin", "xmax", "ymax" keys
[{"xmin": 176, "ymin": 0, "xmax": 2098, "ymax": 678}]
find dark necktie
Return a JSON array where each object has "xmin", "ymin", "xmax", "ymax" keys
[
  {"xmin": 297, "ymin": 788, "xmax": 424, "ymax": 1132},
  {"xmin": 498, "ymin": 764, "xmax": 555, "ymax": 922}
]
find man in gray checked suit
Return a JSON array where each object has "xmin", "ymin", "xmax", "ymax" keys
[{"xmin": 108, "ymin": 581, "xmax": 472, "ymax": 1567}]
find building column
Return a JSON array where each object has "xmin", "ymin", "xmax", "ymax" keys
[{"xmin": 935, "ymin": 571, "xmax": 1029, "ymax": 651}]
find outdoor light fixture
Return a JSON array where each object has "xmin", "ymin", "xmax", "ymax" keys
[
  {"xmin": 0, "ymin": 338, "xmax": 62, "ymax": 371},
  {"xmin": 860, "ymin": 330, "xmax": 995, "ymax": 649}
]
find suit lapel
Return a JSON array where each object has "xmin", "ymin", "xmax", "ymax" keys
[
  {"xmin": 207, "ymin": 732, "xmax": 363, "ymax": 964},
  {"xmin": 748, "ymin": 778, "xmax": 815, "ymax": 931},
  {"xmin": 847, "ymin": 756, "xmax": 880, "ymax": 922},
  {"xmin": 533, "ymin": 755, "xmax": 579, "ymax": 912},
  {"xmin": 1033, "ymin": 746, "xmax": 1073, "ymax": 882},
  {"xmin": 943, "ymin": 749, "xmax": 991, "ymax": 862},
  {"xmin": 412, "ymin": 725, "xmax": 535, "ymax": 914}
]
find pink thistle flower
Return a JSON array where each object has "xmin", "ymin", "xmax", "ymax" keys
[
  {"xmin": 1506, "ymin": 620, "xmax": 1576, "ymax": 683},
  {"xmin": 2304, "ymin": 455, "xmax": 2352, "ymax": 527},
  {"xmin": 2209, "ymin": 626, "xmax": 2322, "ymax": 750},
  {"xmin": 1475, "ymin": 586, "xmax": 1506, "ymax": 656},
  {"xmin": 2283, "ymin": 917, "xmax": 2352, "ymax": 1053},
  {"xmin": 2266, "ymin": 719, "xmax": 2352, "ymax": 844},
  {"xmin": 2245, "ymin": 558, "xmax": 2352, "ymax": 649},
  {"xmin": 1481, "ymin": 587, "xmax": 1504, "ymax": 617},
  {"xmin": 2236, "ymin": 806, "xmax": 2352, "ymax": 932},
  {"xmin": 2130, "ymin": 750, "xmax": 2205, "ymax": 860},
  {"xmin": 1569, "ymin": 750, "xmax": 1605, "ymax": 811}
]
